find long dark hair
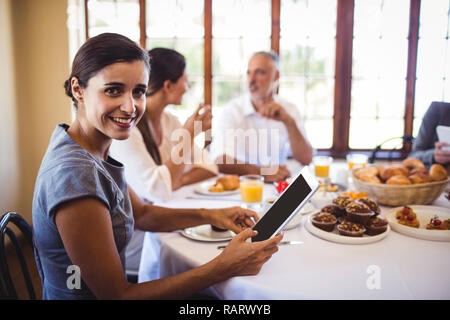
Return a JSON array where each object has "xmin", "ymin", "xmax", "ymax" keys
[
  {"xmin": 64, "ymin": 33, "xmax": 150, "ymax": 108},
  {"xmin": 137, "ymin": 48, "xmax": 186, "ymax": 165}
]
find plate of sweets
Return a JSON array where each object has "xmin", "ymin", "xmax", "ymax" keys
[
  {"xmin": 194, "ymin": 175, "xmax": 240, "ymax": 196},
  {"xmin": 385, "ymin": 205, "xmax": 450, "ymax": 242},
  {"xmin": 305, "ymin": 194, "xmax": 390, "ymax": 244}
]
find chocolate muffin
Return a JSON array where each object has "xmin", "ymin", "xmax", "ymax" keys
[
  {"xmin": 337, "ymin": 221, "xmax": 366, "ymax": 237},
  {"xmin": 345, "ymin": 202, "xmax": 374, "ymax": 225},
  {"xmin": 332, "ymin": 195, "xmax": 353, "ymax": 209},
  {"xmin": 357, "ymin": 198, "xmax": 380, "ymax": 216},
  {"xmin": 365, "ymin": 217, "xmax": 388, "ymax": 236},
  {"xmin": 321, "ymin": 204, "xmax": 346, "ymax": 218},
  {"xmin": 311, "ymin": 212, "xmax": 337, "ymax": 232}
]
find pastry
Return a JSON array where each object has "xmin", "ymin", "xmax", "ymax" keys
[
  {"xmin": 340, "ymin": 191, "xmax": 368, "ymax": 200},
  {"xmin": 402, "ymin": 158, "xmax": 425, "ymax": 171},
  {"xmin": 357, "ymin": 198, "xmax": 380, "ymax": 215},
  {"xmin": 337, "ymin": 221, "xmax": 366, "ymax": 237},
  {"xmin": 311, "ymin": 212, "xmax": 337, "ymax": 232},
  {"xmin": 320, "ymin": 204, "xmax": 345, "ymax": 218},
  {"xmin": 359, "ymin": 174, "xmax": 381, "ymax": 184},
  {"xmin": 395, "ymin": 206, "xmax": 419, "ymax": 228},
  {"xmin": 365, "ymin": 217, "xmax": 388, "ymax": 235},
  {"xmin": 217, "ymin": 175, "xmax": 240, "ymax": 190},
  {"xmin": 408, "ymin": 167, "xmax": 428, "ymax": 176},
  {"xmin": 386, "ymin": 175, "xmax": 412, "ymax": 185},
  {"xmin": 379, "ymin": 164, "xmax": 408, "ymax": 181},
  {"xmin": 354, "ymin": 166, "xmax": 379, "ymax": 179},
  {"xmin": 208, "ymin": 182, "xmax": 224, "ymax": 192},
  {"xmin": 429, "ymin": 164, "xmax": 447, "ymax": 181},
  {"xmin": 408, "ymin": 173, "xmax": 432, "ymax": 184},
  {"xmin": 426, "ymin": 215, "xmax": 448, "ymax": 230},
  {"xmin": 332, "ymin": 195, "xmax": 353, "ymax": 209},
  {"xmin": 345, "ymin": 201, "xmax": 374, "ymax": 225}
]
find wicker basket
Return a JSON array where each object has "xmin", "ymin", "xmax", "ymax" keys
[{"xmin": 352, "ymin": 168, "xmax": 449, "ymax": 207}]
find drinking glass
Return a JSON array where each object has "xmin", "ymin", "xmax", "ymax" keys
[
  {"xmin": 346, "ymin": 153, "xmax": 368, "ymax": 170},
  {"xmin": 240, "ymin": 175, "xmax": 264, "ymax": 211},
  {"xmin": 312, "ymin": 156, "xmax": 333, "ymax": 179}
]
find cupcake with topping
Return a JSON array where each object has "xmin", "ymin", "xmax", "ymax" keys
[
  {"xmin": 311, "ymin": 212, "xmax": 337, "ymax": 232},
  {"xmin": 321, "ymin": 204, "xmax": 345, "ymax": 218},
  {"xmin": 365, "ymin": 216, "xmax": 388, "ymax": 235},
  {"xmin": 337, "ymin": 221, "xmax": 366, "ymax": 237},
  {"xmin": 345, "ymin": 201, "xmax": 374, "ymax": 225},
  {"xmin": 332, "ymin": 195, "xmax": 353, "ymax": 209},
  {"xmin": 357, "ymin": 198, "xmax": 380, "ymax": 216}
]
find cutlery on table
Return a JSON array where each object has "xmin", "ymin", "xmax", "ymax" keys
[{"xmin": 217, "ymin": 240, "xmax": 304, "ymax": 250}]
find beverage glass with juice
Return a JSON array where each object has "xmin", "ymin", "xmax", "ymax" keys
[{"xmin": 240, "ymin": 175, "xmax": 264, "ymax": 211}]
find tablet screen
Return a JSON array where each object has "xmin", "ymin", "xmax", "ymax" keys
[{"xmin": 251, "ymin": 174, "xmax": 313, "ymax": 242}]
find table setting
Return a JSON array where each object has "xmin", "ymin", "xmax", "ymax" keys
[{"xmin": 138, "ymin": 156, "xmax": 450, "ymax": 299}]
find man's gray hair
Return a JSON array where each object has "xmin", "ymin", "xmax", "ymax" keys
[{"xmin": 251, "ymin": 50, "xmax": 280, "ymax": 70}]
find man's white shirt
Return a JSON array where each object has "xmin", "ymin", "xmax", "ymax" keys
[{"xmin": 210, "ymin": 94, "xmax": 308, "ymax": 167}]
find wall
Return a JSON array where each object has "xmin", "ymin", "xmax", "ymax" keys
[
  {"xmin": 0, "ymin": 0, "xmax": 20, "ymax": 219},
  {"xmin": 0, "ymin": 0, "xmax": 71, "ymax": 224}
]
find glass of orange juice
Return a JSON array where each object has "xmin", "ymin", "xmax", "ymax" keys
[
  {"xmin": 346, "ymin": 153, "xmax": 368, "ymax": 170},
  {"xmin": 240, "ymin": 175, "xmax": 264, "ymax": 211},
  {"xmin": 313, "ymin": 156, "xmax": 333, "ymax": 178}
]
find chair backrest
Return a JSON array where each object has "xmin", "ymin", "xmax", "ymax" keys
[{"xmin": 0, "ymin": 212, "xmax": 36, "ymax": 299}]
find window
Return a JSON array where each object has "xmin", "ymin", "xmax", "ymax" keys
[
  {"xmin": 81, "ymin": 0, "xmax": 446, "ymax": 159},
  {"xmin": 414, "ymin": 0, "xmax": 450, "ymax": 137},
  {"xmin": 350, "ymin": 0, "xmax": 410, "ymax": 150}
]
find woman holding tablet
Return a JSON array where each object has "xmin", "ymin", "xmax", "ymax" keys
[{"xmin": 32, "ymin": 33, "xmax": 282, "ymax": 299}]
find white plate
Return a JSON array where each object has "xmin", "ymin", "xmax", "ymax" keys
[
  {"xmin": 305, "ymin": 215, "xmax": 390, "ymax": 244},
  {"xmin": 385, "ymin": 205, "xmax": 450, "ymax": 242},
  {"xmin": 180, "ymin": 224, "xmax": 235, "ymax": 242},
  {"xmin": 194, "ymin": 179, "xmax": 240, "ymax": 196},
  {"xmin": 260, "ymin": 202, "xmax": 316, "ymax": 230}
]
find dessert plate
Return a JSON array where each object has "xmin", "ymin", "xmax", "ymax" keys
[
  {"xmin": 194, "ymin": 179, "xmax": 240, "ymax": 196},
  {"xmin": 305, "ymin": 215, "xmax": 390, "ymax": 244},
  {"xmin": 180, "ymin": 224, "xmax": 235, "ymax": 242},
  {"xmin": 385, "ymin": 205, "xmax": 450, "ymax": 242}
]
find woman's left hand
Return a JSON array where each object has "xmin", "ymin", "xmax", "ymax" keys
[{"xmin": 209, "ymin": 206, "xmax": 260, "ymax": 234}]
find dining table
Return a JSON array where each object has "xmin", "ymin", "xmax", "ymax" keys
[{"xmin": 137, "ymin": 160, "xmax": 450, "ymax": 299}]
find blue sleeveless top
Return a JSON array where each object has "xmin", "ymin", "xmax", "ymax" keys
[{"xmin": 32, "ymin": 124, "xmax": 134, "ymax": 299}]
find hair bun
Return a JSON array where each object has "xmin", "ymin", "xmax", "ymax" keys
[{"xmin": 64, "ymin": 79, "xmax": 73, "ymax": 98}]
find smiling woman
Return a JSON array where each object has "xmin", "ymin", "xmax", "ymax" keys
[{"xmin": 32, "ymin": 32, "xmax": 282, "ymax": 300}]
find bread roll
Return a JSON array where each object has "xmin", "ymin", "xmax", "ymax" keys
[
  {"xmin": 380, "ymin": 165, "xmax": 408, "ymax": 181},
  {"xmin": 409, "ymin": 167, "xmax": 428, "ymax": 176},
  {"xmin": 354, "ymin": 166, "xmax": 378, "ymax": 179},
  {"xmin": 386, "ymin": 175, "xmax": 412, "ymax": 185},
  {"xmin": 430, "ymin": 164, "xmax": 448, "ymax": 181},
  {"xmin": 359, "ymin": 174, "xmax": 381, "ymax": 184},
  {"xmin": 409, "ymin": 173, "xmax": 432, "ymax": 184},
  {"xmin": 402, "ymin": 158, "xmax": 425, "ymax": 171},
  {"xmin": 217, "ymin": 175, "xmax": 240, "ymax": 190}
]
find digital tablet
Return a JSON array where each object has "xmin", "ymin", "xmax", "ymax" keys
[
  {"xmin": 251, "ymin": 167, "xmax": 319, "ymax": 242},
  {"xmin": 436, "ymin": 125, "xmax": 450, "ymax": 151}
]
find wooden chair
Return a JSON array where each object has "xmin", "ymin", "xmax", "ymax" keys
[{"xmin": 0, "ymin": 212, "xmax": 37, "ymax": 299}]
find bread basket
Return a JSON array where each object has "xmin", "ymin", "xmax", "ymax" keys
[{"xmin": 352, "ymin": 168, "xmax": 449, "ymax": 207}]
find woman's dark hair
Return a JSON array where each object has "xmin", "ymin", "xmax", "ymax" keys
[
  {"xmin": 137, "ymin": 48, "xmax": 186, "ymax": 165},
  {"xmin": 146, "ymin": 47, "xmax": 186, "ymax": 96},
  {"xmin": 64, "ymin": 33, "xmax": 150, "ymax": 108}
]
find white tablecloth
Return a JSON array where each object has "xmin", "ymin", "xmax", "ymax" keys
[{"xmin": 138, "ymin": 162, "xmax": 450, "ymax": 299}]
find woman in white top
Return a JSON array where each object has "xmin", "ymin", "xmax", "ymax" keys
[
  {"xmin": 110, "ymin": 48, "xmax": 218, "ymax": 272},
  {"xmin": 111, "ymin": 48, "xmax": 217, "ymax": 203}
]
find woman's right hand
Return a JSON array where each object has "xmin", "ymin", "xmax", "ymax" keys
[
  {"xmin": 183, "ymin": 103, "xmax": 212, "ymax": 139},
  {"xmin": 215, "ymin": 228, "xmax": 283, "ymax": 278}
]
